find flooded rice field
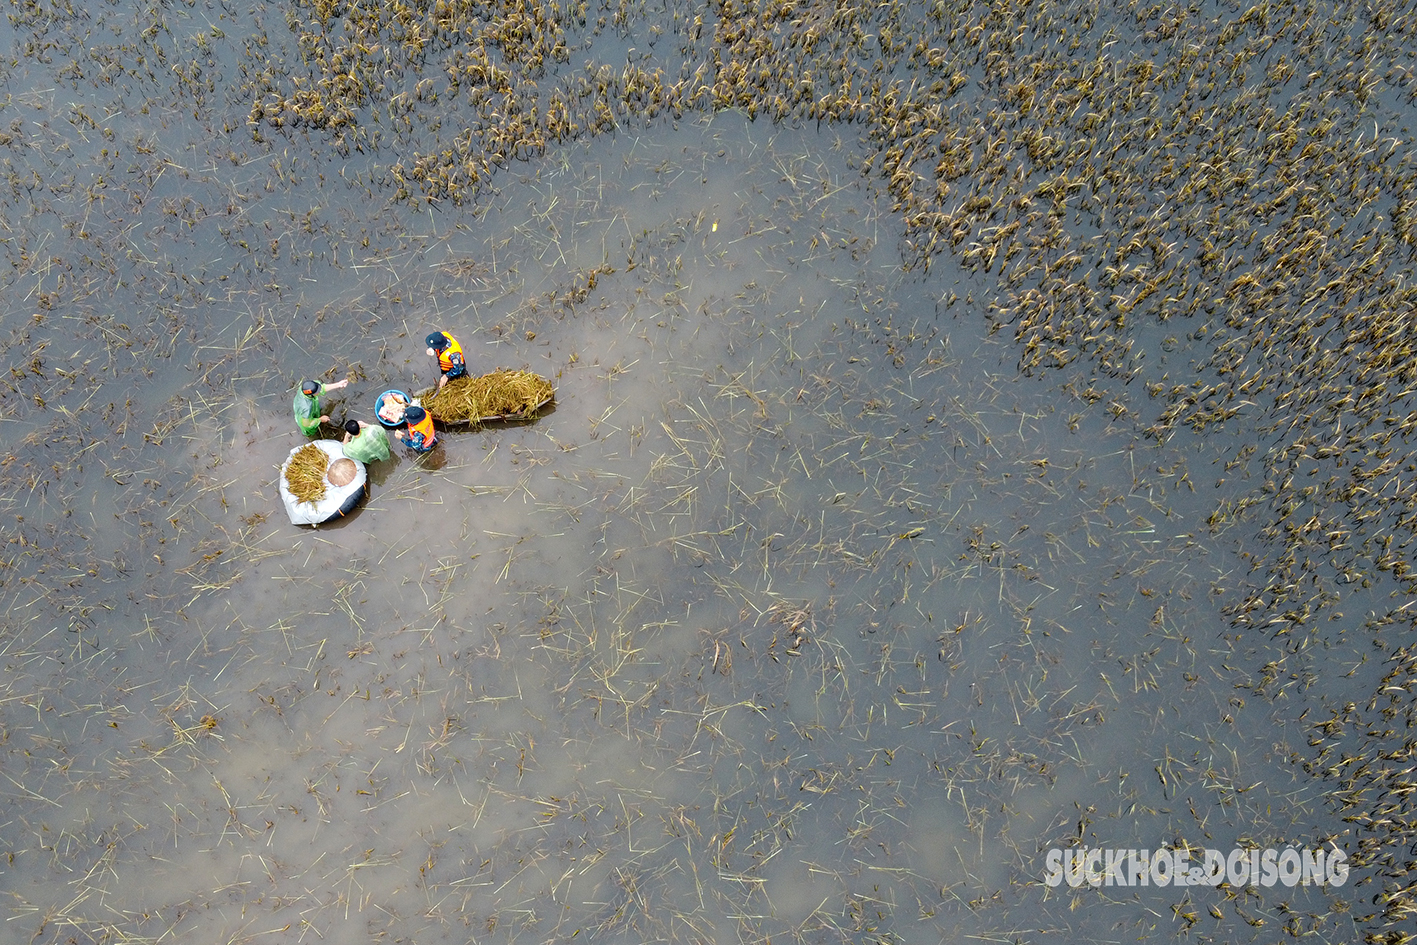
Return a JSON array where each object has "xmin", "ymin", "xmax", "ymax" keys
[{"xmin": 3, "ymin": 0, "xmax": 1417, "ymax": 942}]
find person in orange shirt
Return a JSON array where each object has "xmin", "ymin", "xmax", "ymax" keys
[
  {"xmin": 396, "ymin": 405, "xmax": 438, "ymax": 453},
  {"xmin": 425, "ymin": 331, "xmax": 468, "ymax": 388}
]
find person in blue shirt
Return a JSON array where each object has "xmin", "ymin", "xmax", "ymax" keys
[
  {"xmin": 425, "ymin": 332, "xmax": 468, "ymax": 388},
  {"xmin": 397, "ymin": 405, "xmax": 438, "ymax": 453}
]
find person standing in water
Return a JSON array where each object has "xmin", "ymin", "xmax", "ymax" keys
[
  {"xmin": 342, "ymin": 419, "xmax": 391, "ymax": 463},
  {"xmin": 425, "ymin": 332, "xmax": 468, "ymax": 389},
  {"xmin": 397, "ymin": 405, "xmax": 438, "ymax": 453},
  {"xmin": 293, "ymin": 377, "xmax": 350, "ymax": 436}
]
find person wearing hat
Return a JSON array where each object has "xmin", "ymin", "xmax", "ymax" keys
[
  {"xmin": 293, "ymin": 377, "xmax": 350, "ymax": 436},
  {"xmin": 396, "ymin": 405, "xmax": 438, "ymax": 453},
  {"xmin": 425, "ymin": 331, "xmax": 468, "ymax": 388},
  {"xmin": 342, "ymin": 419, "xmax": 391, "ymax": 463}
]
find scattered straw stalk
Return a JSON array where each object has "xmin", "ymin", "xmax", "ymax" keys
[
  {"xmin": 286, "ymin": 444, "xmax": 329, "ymax": 503},
  {"xmin": 420, "ymin": 369, "xmax": 554, "ymax": 424}
]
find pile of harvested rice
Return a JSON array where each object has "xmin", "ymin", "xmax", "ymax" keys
[
  {"xmin": 419, "ymin": 369, "xmax": 554, "ymax": 424},
  {"xmin": 285, "ymin": 444, "xmax": 330, "ymax": 503}
]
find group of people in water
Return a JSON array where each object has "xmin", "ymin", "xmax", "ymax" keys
[{"xmin": 292, "ymin": 331, "xmax": 466, "ymax": 459}]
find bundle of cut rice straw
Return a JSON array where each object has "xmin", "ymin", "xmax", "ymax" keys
[
  {"xmin": 419, "ymin": 369, "xmax": 554, "ymax": 424},
  {"xmin": 285, "ymin": 444, "xmax": 330, "ymax": 503}
]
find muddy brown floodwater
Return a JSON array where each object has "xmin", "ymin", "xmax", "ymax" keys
[{"xmin": 3, "ymin": 1, "xmax": 1416, "ymax": 943}]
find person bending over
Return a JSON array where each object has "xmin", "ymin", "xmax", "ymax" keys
[
  {"xmin": 293, "ymin": 377, "xmax": 349, "ymax": 436},
  {"xmin": 343, "ymin": 419, "xmax": 391, "ymax": 463},
  {"xmin": 397, "ymin": 405, "xmax": 438, "ymax": 453},
  {"xmin": 425, "ymin": 332, "xmax": 467, "ymax": 389}
]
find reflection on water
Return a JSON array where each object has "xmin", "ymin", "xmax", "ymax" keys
[{"xmin": 2, "ymin": 1, "xmax": 1407, "ymax": 943}]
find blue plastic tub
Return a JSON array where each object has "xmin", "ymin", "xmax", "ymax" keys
[{"xmin": 375, "ymin": 389, "xmax": 410, "ymax": 428}]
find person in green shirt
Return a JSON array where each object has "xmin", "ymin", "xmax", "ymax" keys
[
  {"xmin": 342, "ymin": 419, "xmax": 391, "ymax": 463},
  {"xmin": 293, "ymin": 378, "xmax": 349, "ymax": 436}
]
